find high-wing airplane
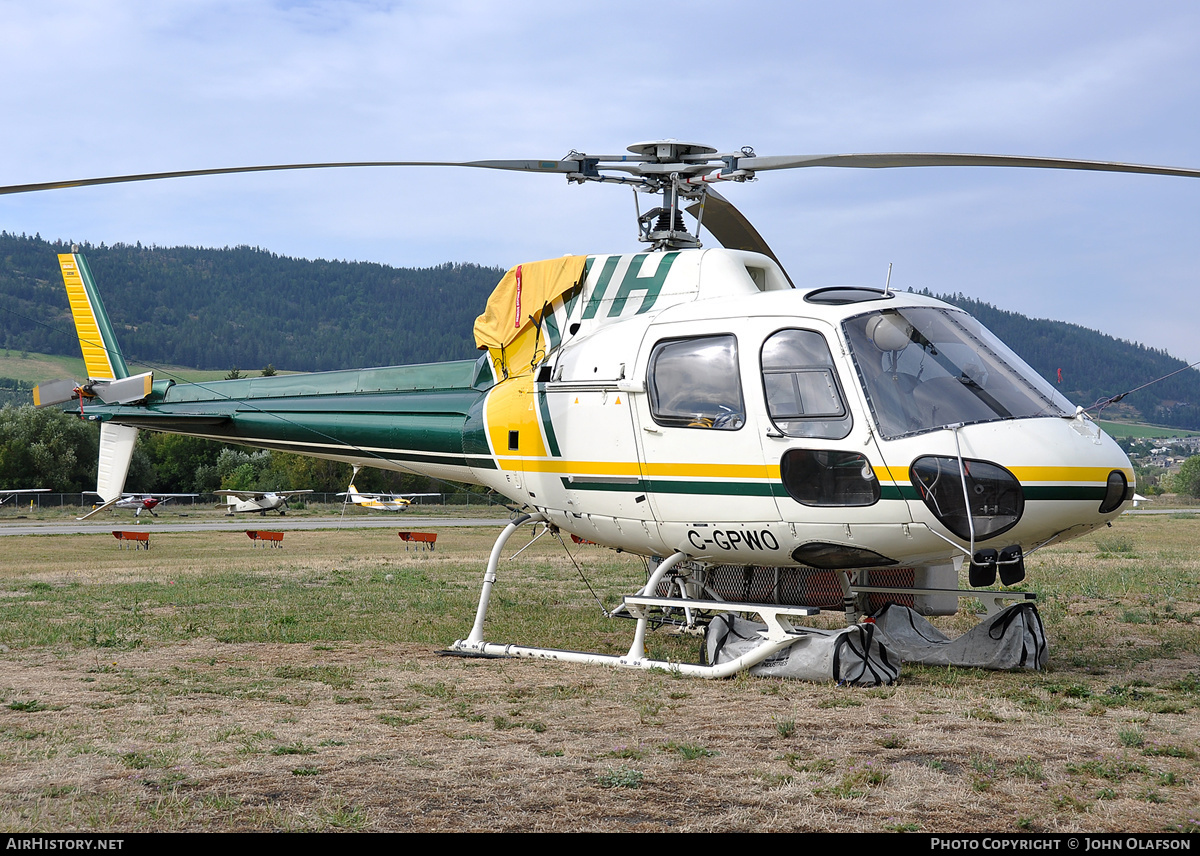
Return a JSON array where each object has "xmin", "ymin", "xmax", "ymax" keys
[
  {"xmin": 79, "ymin": 491, "xmax": 199, "ymax": 520},
  {"xmin": 0, "ymin": 488, "xmax": 50, "ymax": 506},
  {"xmin": 111, "ymin": 492, "xmax": 198, "ymax": 518},
  {"xmin": 214, "ymin": 489, "xmax": 313, "ymax": 516},
  {"xmin": 338, "ymin": 484, "xmax": 436, "ymax": 511},
  {"xmin": 16, "ymin": 140, "xmax": 1194, "ymax": 678}
]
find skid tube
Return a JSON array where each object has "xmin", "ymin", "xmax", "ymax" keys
[{"xmin": 449, "ymin": 514, "xmax": 814, "ymax": 678}]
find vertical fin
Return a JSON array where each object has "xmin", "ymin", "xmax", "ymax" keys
[
  {"xmin": 96, "ymin": 423, "xmax": 138, "ymax": 503},
  {"xmin": 59, "ymin": 253, "xmax": 129, "ymax": 380}
]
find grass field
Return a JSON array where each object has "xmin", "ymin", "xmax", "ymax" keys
[
  {"xmin": 0, "ymin": 350, "xmax": 272, "ymax": 386},
  {"xmin": 0, "ymin": 514, "xmax": 1197, "ymax": 832},
  {"xmin": 1095, "ymin": 420, "xmax": 1200, "ymax": 440}
]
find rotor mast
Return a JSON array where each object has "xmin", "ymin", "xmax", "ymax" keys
[{"xmin": 564, "ymin": 139, "xmax": 756, "ymax": 251}]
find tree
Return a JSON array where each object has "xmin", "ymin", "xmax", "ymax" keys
[
  {"xmin": 0, "ymin": 405, "xmax": 98, "ymax": 491},
  {"xmin": 1174, "ymin": 455, "xmax": 1200, "ymax": 498},
  {"xmin": 215, "ymin": 448, "xmax": 273, "ymax": 491},
  {"xmin": 261, "ymin": 364, "xmax": 276, "ymax": 377},
  {"xmin": 141, "ymin": 433, "xmax": 225, "ymax": 492},
  {"xmin": 225, "ymin": 367, "xmax": 243, "ymax": 380}
]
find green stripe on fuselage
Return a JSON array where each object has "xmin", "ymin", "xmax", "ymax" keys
[{"xmin": 537, "ymin": 388, "xmax": 561, "ymax": 457}]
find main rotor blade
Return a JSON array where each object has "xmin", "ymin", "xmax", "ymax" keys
[
  {"xmin": 0, "ymin": 159, "xmax": 580, "ymax": 196},
  {"xmin": 684, "ymin": 189, "xmax": 790, "ymax": 277},
  {"xmin": 738, "ymin": 152, "xmax": 1200, "ymax": 179},
  {"xmin": 684, "ymin": 189, "xmax": 753, "ymax": 252}
]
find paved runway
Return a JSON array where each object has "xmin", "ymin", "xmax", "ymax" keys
[
  {"xmin": 2, "ymin": 507, "xmax": 1187, "ymax": 537},
  {"xmin": 0, "ymin": 516, "xmax": 512, "ymax": 537}
]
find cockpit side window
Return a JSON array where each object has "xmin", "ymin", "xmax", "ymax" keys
[
  {"xmin": 760, "ymin": 329, "xmax": 852, "ymax": 440},
  {"xmin": 648, "ymin": 335, "xmax": 745, "ymax": 430}
]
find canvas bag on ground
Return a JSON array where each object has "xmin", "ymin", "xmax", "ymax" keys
[
  {"xmin": 705, "ymin": 613, "xmax": 900, "ymax": 685},
  {"xmin": 870, "ymin": 601, "xmax": 1047, "ymax": 670}
]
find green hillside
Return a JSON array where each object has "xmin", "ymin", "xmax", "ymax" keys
[
  {"xmin": 931, "ymin": 292, "xmax": 1200, "ymax": 430},
  {"xmin": 0, "ymin": 233, "xmax": 503, "ymax": 373},
  {"xmin": 3, "ymin": 232, "xmax": 1199, "ymax": 429}
]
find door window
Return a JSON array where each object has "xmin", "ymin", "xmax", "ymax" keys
[
  {"xmin": 760, "ymin": 329, "xmax": 851, "ymax": 439},
  {"xmin": 648, "ymin": 335, "xmax": 744, "ymax": 429}
]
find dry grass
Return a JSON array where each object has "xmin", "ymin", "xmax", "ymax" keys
[{"xmin": 0, "ymin": 515, "xmax": 1197, "ymax": 832}]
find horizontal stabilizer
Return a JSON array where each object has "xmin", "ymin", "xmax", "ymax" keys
[
  {"xmin": 32, "ymin": 378, "xmax": 80, "ymax": 408},
  {"xmin": 92, "ymin": 372, "xmax": 153, "ymax": 405}
]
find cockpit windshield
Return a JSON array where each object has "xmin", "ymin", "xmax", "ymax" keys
[{"xmin": 843, "ymin": 307, "xmax": 1075, "ymax": 439}]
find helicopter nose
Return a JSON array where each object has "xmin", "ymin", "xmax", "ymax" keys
[{"xmin": 896, "ymin": 418, "xmax": 1135, "ymax": 565}]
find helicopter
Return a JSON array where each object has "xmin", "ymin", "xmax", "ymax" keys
[{"xmin": 12, "ymin": 140, "xmax": 1198, "ymax": 678}]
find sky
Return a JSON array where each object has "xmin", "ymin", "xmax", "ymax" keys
[{"xmin": 2, "ymin": 0, "xmax": 1199, "ymax": 365}]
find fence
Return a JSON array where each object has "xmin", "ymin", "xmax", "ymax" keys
[{"xmin": 3, "ymin": 492, "xmax": 501, "ymax": 511}]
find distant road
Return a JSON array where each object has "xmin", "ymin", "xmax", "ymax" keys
[
  {"xmin": 1122, "ymin": 508, "xmax": 1197, "ymax": 516},
  {"xmin": 3, "ymin": 508, "xmax": 1185, "ymax": 537},
  {"xmin": 0, "ymin": 516, "xmax": 512, "ymax": 537}
]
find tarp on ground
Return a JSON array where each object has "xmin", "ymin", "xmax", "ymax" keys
[
  {"xmin": 870, "ymin": 602, "xmax": 1047, "ymax": 670},
  {"xmin": 706, "ymin": 613, "xmax": 900, "ymax": 686}
]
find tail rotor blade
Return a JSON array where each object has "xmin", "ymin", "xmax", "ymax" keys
[{"xmin": 32, "ymin": 379, "xmax": 80, "ymax": 408}]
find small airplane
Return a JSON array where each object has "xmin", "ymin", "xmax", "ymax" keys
[
  {"xmin": 215, "ymin": 489, "xmax": 313, "ymax": 516},
  {"xmin": 338, "ymin": 484, "xmax": 436, "ymax": 511},
  {"xmin": 0, "ymin": 488, "xmax": 50, "ymax": 506},
  {"xmin": 16, "ymin": 141, "xmax": 1198, "ymax": 678},
  {"xmin": 111, "ymin": 493, "xmax": 198, "ymax": 518},
  {"xmin": 78, "ymin": 491, "xmax": 199, "ymax": 520}
]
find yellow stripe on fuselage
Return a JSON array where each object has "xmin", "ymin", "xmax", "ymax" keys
[
  {"xmin": 494, "ymin": 458, "xmax": 777, "ymax": 479},
  {"xmin": 493, "ymin": 457, "xmax": 1128, "ymax": 486},
  {"xmin": 873, "ymin": 464, "xmax": 1131, "ymax": 485},
  {"xmin": 59, "ymin": 254, "xmax": 116, "ymax": 380}
]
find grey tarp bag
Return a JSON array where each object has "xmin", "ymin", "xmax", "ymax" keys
[
  {"xmin": 870, "ymin": 601, "xmax": 1047, "ymax": 670},
  {"xmin": 705, "ymin": 613, "xmax": 900, "ymax": 685}
]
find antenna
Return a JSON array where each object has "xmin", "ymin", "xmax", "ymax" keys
[{"xmin": 884, "ymin": 262, "xmax": 893, "ymax": 296}]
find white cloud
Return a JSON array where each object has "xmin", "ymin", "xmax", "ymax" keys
[{"xmin": 3, "ymin": 0, "xmax": 1200, "ymax": 360}]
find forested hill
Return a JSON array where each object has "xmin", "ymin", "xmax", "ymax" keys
[
  {"xmin": 2, "ymin": 233, "xmax": 1198, "ymax": 428},
  {"xmin": 933, "ymin": 292, "xmax": 1199, "ymax": 430},
  {"xmin": 0, "ymin": 233, "xmax": 504, "ymax": 371}
]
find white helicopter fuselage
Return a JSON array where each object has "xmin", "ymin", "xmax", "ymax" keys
[{"xmin": 464, "ymin": 249, "xmax": 1132, "ymax": 576}]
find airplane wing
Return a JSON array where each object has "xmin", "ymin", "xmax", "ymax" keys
[
  {"xmin": 341, "ymin": 492, "xmax": 437, "ymax": 499},
  {"xmin": 213, "ymin": 490, "xmax": 262, "ymax": 500},
  {"xmin": 0, "ymin": 488, "xmax": 51, "ymax": 505},
  {"xmin": 215, "ymin": 490, "xmax": 312, "ymax": 499}
]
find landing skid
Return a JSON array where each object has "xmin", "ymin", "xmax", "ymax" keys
[
  {"xmin": 451, "ymin": 513, "xmax": 821, "ymax": 678},
  {"xmin": 449, "ymin": 514, "xmax": 1038, "ymax": 679}
]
